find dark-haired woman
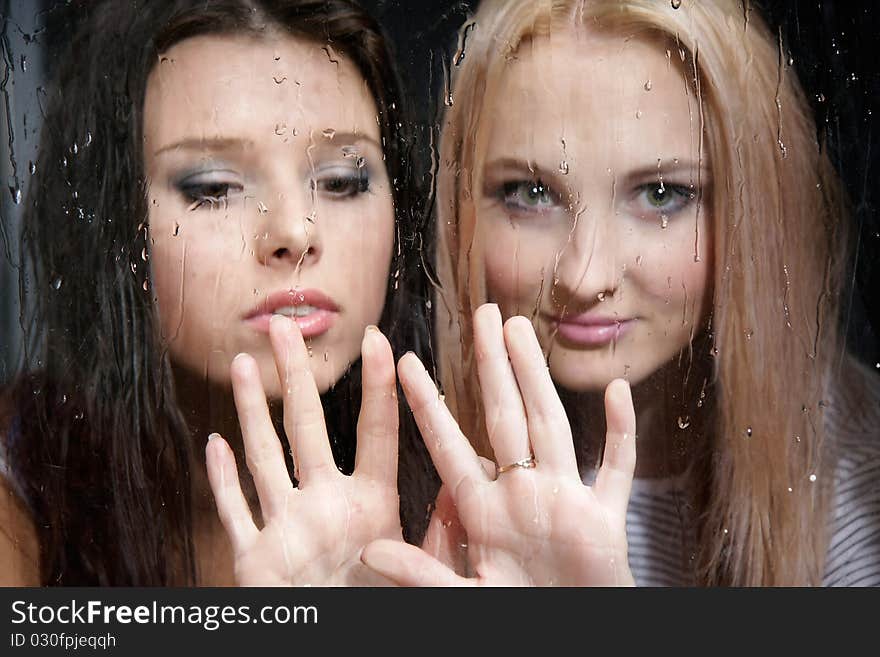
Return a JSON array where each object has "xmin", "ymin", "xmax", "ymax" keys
[{"xmin": 0, "ymin": 0, "xmax": 436, "ymax": 586}]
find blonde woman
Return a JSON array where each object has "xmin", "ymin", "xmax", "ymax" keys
[{"xmin": 362, "ymin": 0, "xmax": 880, "ymax": 586}]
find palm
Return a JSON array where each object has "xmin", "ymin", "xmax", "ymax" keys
[
  {"xmin": 361, "ymin": 304, "xmax": 637, "ymax": 587},
  {"xmin": 207, "ymin": 317, "xmax": 404, "ymax": 587},
  {"xmin": 236, "ymin": 478, "xmax": 400, "ymax": 586}
]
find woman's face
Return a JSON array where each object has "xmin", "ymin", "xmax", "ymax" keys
[
  {"xmin": 144, "ymin": 34, "xmax": 394, "ymax": 396},
  {"xmin": 477, "ymin": 31, "xmax": 713, "ymax": 392}
]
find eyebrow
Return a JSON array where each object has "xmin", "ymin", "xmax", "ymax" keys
[
  {"xmin": 153, "ymin": 131, "xmax": 382, "ymax": 157},
  {"xmin": 483, "ymin": 157, "xmax": 552, "ymax": 176},
  {"xmin": 484, "ymin": 156, "xmax": 711, "ymax": 181}
]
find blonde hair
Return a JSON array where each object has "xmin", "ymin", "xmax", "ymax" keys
[{"xmin": 435, "ymin": 0, "xmax": 849, "ymax": 586}]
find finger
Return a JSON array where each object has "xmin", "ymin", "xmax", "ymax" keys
[
  {"xmin": 473, "ymin": 304, "xmax": 530, "ymax": 469},
  {"xmin": 360, "ymin": 539, "xmax": 473, "ymax": 587},
  {"xmin": 594, "ymin": 379, "xmax": 637, "ymax": 515},
  {"xmin": 230, "ymin": 352, "xmax": 294, "ymax": 520},
  {"xmin": 503, "ymin": 316, "xmax": 577, "ymax": 477},
  {"xmin": 354, "ymin": 326, "xmax": 399, "ymax": 485},
  {"xmin": 206, "ymin": 433, "xmax": 260, "ymax": 555},
  {"xmin": 269, "ymin": 315, "xmax": 335, "ymax": 485},
  {"xmin": 421, "ymin": 482, "xmax": 468, "ymax": 576},
  {"xmin": 397, "ymin": 352, "xmax": 489, "ymax": 491},
  {"xmin": 420, "ymin": 458, "xmax": 494, "ymax": 572}
]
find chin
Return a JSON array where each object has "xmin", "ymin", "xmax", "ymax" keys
[{"xmin": 547, "ymin": 349, "xmax": 643, "ymax": 393}]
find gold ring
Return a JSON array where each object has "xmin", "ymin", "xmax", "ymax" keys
[{"xmin": 496, "ymin": 455, "xmax": 537, "ymax": 475}]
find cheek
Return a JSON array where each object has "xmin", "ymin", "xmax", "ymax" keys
[
  {"xmin": 331, "ymin": 201, "xmax": 395, "ymax": 319},
  {"xmin": 149, "ymin": 226, "xmax": 244, "ymax": 339},
  {"xmin": 628, "ymin": 230, "xmax": 712, "ymax": 329},
  {"xmin": 482, "ymin": 219, "xmax": 556, "ymax": 311}
]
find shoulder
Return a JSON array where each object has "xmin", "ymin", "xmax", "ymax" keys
[
  {"xmin": 0, "ymin": 395, "xmax": 41, "ymax": 586},
  {"xmin": 822, "ymin": 356, "xmax": 880, "ymax": 586}
]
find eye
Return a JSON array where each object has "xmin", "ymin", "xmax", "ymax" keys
[
  {"xmin": 175, "ymin": 173, "xmax": 243, "ymax": 211},
  {"xmin": 636, "ymin": 183, "xmax": 696, "ymax": 215},
  {"xmin": 313, "ymin": 167, "xmax": 370, "ymax": 199},
  {"xmin": 500, "ymin": 179, "xmax": 560, "ymax": 213}
]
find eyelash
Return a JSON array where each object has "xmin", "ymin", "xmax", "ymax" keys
[
  {"xmin": 498, "ymin": 179, "xmax": 563, "ymax": 214},
  {"xmin": 176, "ymin": 169, "xmax": 371, "ymax": 210},
  {"xmin": 635, "ymin": 182, "xmax": 696, "ymax": 216},
  {"xmin": 176, "ymin": 178, "xmax": 243, "ymax": 211},
  {"xmin": 312, "ymin": 170, "xmax": 370, "ymax": 198},
  {"xmin": 495, "ymin": 179, "xmax": 698, "ymax": 221}
]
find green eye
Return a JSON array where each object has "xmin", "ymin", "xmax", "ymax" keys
[
  {"xmin": 636, "ymin": 183, "xmax": 696, "ymax": 218},
  {"xmin": 646, "ymin": 184, "xmax": 671, "ymax": 207},
  {"xmin": 501, "ymin": 179, "xmax": 557, "ymax": 213},
  {"xmin": 524, "ymin": 182, "xmax": 548, "ymax": 205}
]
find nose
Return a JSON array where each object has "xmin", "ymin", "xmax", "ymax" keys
[
  {"xmin": 551, "ymin": 208, "xmax": 621, "ymax": 307},
  {"xmin": 253, "ymin": 189, "xmax": 321, "ymax": 270}
]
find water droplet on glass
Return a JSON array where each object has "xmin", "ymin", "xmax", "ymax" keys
[
  {"xmin": 635, "ymin": 109, "xmax": 642, "ymax": 119},
  {"xmin": 258, "ymin": 202, "xmax": 268, "ymax": 214},
  {"xmin": 671, "ymin": 0, "xmax": 681, "ymax": 8},
  {"xmin": 677, "ymin": 416, "xmax": 690, "ymax": 429},
  {"xmin": 635, "ymin": 255, "xmax": 643, "ymax": 266},
  {"xmin": 274, "ymin": 123, "xmax": 286, "ymax": 136},
  {"xmin": 323, "ymin": 352, "xmax": 329, "ymax": 362},
  {"xmin": 141, "ymin": 247, "xmax": 148, "ymax": 261},
  {"xmin": 130, "ymin": 262, "xmax": 137, "ymax": 274},
  {"xmin": 9, "ymin": 186, "xmax": 21, "ymax": 204},
  {"xmin": 85, "ymin": 132, "xmax": 92, "ymax": 147},
  {"xmin": 72, "ymin": 142, "xmax": 78, "ymax": 155},
  {"xmin": 28, "ymin": 161, "xmax": 36, "ymax": 175},
  {"xmin": 444, "ymin": 92, "xmax": 454, "ymax": 107},
  {"xmin": 142, "ymin": 279, "xmax": 149, "ymax": 292},
  {"xmin": 356, "ymin": 156, "xmax": 366, "ymax": 169},
  {"xmin": 51, "ymin": 276, "xmax": 63, "ymax": 290},
  {"xmin": 787, "ymin": 486, "xmax": 793, "ymax": 493},
  {"xmin": 809, "ymin": 474, "xmax": 817, "ymax": 483},
  {"xmin": 173, "ymin": 222, "xmax": 180, "ymax": 237},
  {"xmin": 597, "ymin": 292, "xmax": 606, "ymax": 302},
  {"xmin": 745, "ymin": 426, "xmax": 753, "ymax": 437},
  {"xmin": 660, "ymin": 215, "xmax": 669, "ymax": 229},
  {"xmin": 558, "ymin": 160, "xmax": 569, "ymax": 175},
  {"xmin": 322, "ymin": 128, "xmax": 336, "ymax": 139},
  {"xmin": 20, "ymin": 55, "xmax": 27, "ymax": 72},
  {"xmin": 745, "ymin": 329, "xmax": 753, "ymax": 340},
  {"xmin": 644, "ymin": 79, "xmax": 652, "ymax": 91}
]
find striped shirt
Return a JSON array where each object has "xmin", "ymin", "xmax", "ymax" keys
[{"xmin": 618, "ymin": 358, "xmax": 880, "ymax": 587}]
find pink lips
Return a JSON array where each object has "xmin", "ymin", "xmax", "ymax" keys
[
  {"xmin": 244, "ymin": 288, "xmax": 339, "ymax": 338},
  {"xmin": 551, "ymin": 313, "xmax": 634, "ymax": 347}
]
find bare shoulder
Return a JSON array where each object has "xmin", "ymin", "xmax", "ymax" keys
[
  {"xmin": 0, "ymin": 476, "xmax": 40, "ymax": 585},
  {"xmin": 0, "ymin": 396, "xmax": 41, "ymax": 586}
]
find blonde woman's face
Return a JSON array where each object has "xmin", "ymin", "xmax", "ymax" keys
[
  {"xmin": 478, "ymin": 31, "xmax": 713, "ymax": 391},
  {"xmin": 144, "ymin": 35, "xmax": 394, "ymax": 397}
]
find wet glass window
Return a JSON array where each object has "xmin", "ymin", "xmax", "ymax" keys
[{"xmin": 0, "ymin": 0, "xmax": 877, "ymax": 587}]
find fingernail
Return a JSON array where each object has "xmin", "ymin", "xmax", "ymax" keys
[
  {"xmin": 208, "ymin": 432, "xmax": 221, "ymax": 442},
  {"xmin": 366, "ymin": 324, "xmax": 379, "ymax": 334},
  {"xmin": 233, "ymin": 352, "xmax": 248, "ymax": 362}
]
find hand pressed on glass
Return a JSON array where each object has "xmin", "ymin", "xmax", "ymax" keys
[
  {"xmin": 361, "ymin": 304, "xmax": 637, "ymax": 586},
  {"xmin": 206, "ymin": 315, "xmax": 402, "ymax": 586}
]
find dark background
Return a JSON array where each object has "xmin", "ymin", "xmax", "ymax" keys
[{"xmin": 1, "ymin": 0, "xmax": 878, "ymax": 375}]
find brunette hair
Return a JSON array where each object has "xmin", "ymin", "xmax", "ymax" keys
[
  {"xmin": 435, "ymin": 0, "xmax": 849, "ymax": 585},
  {"xmin": 5, "ymin": 0, "xmax": 434, "ymax": 585}
]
